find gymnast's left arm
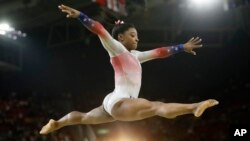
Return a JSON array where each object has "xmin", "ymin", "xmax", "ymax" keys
[{"xmin": 135, "ymin": 37, "xmax": 203, "ymax": 63}]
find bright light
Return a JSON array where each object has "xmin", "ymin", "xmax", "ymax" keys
[
  {"xmin": 0, "ymin": 30, "xmax": 6, "ymax": 35},
  {"xmin": 188, "ymin": 0, "xmax": 219, "ymax": 8},
  {"xmin": 0, "ymin": 23, "xmax": 14, "ymax": 32},
  {"xmin": 190, "ymin": 0, "xmax": 217, "ymax": 5},
  {"xmin": 0, "ymin": 22, "xmax": 27, "ymax": 40}
]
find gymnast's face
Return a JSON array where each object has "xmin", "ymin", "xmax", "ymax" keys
[{"xmin": 118, "ymin": 28, "xmax": 139, "ymax": 51}]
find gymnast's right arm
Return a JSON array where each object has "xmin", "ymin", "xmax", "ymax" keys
[{"xmin": 58, "ymin": 4, "xmax": 125, "ymax": 55}]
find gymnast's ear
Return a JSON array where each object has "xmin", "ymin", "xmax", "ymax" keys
[{"xmin": 118, "ymin": 34, "xmax": 124, "ymax": 41}]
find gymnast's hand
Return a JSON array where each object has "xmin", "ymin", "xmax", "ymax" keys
[
  {"xmin": 58, "ymin": 4, "xmax": 80, "ymax": 18},
  {"xmin": 183, "ymin": 37, "xmax": 203, "ymax": 55}
]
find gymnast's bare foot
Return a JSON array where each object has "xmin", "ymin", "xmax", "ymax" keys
[
  {"xmin": 40, "ymin": 119, "xmax": 60, "ymax": 134},
  {"xmin": 194, "ymin": 99, "xmax": 219, "ymax": 117}
]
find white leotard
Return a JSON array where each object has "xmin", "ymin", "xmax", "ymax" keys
[{"xmin": 78, "ymin": 12, "xmax": 184, "ymax": 115}]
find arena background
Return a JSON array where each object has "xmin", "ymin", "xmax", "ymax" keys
[{"xmin": 0, "ymin": 0, "xmax": 250, "ymax": 141}]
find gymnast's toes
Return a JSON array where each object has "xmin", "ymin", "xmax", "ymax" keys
[
  {"xmin": 40, "ymin": 119, "xmax": 57, "ymax": 134},
  {"xmin": 194, "ymin": 99, "xmax": 219, "ymax": 117}
]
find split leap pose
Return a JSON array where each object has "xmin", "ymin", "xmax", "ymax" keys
[{"xmin": 40, "ymin": 4, "xmax": 219, "ymax": 135}]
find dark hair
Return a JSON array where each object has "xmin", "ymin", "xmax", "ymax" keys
[{"xmin": 111, "ymin": 23, "xmax": 135, "ymax": 40}]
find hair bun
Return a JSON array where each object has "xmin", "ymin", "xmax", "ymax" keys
[{"xmin": 115, "ymin": 20, "xmax": 124, "ymax": 25}]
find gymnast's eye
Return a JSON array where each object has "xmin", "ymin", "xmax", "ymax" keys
[{"xmin": 130, "ymin": 33, "xmax": 136, "ymax": 37}]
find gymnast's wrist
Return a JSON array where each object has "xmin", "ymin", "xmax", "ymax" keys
[
  {"xmin": 78, "ymin": 12, "xmax": 84, "ymax": 20},
  {"xmin": 177, "ymin": 44, "xmax": 184, "ymax": 51},
  {"xmin": 77, "ymin": 12, "xmax": 89, "ymax": 21},
  {"xmin": 172, "ymin": 44, "xmax": 184, "ymax": 53}
]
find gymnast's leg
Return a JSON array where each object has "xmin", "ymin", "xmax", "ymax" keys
[
  {"xmin": 111, "ymin": 98, "xmax": 219, "ymax": 121},
  {"xmin": 40, "ymin": 105, "xmax": 115, "ymax": 134}
]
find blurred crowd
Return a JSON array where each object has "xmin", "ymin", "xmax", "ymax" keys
[{"xmin": 0, "ymin": 92, "xmax": 75, "ymax": 141}]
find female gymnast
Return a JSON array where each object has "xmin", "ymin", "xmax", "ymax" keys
[{"xmin": 40, "ymin": 4, "xmax": 219, "ymax": 134}]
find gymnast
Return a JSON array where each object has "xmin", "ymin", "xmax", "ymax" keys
[{"xmin": 40, "ymin": 4, "xmax": 219, "ymax": 134}]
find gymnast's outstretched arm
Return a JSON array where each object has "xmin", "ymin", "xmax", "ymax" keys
[
  {"xmin": 134, "ymin": 37, "xmax": 203, "ymax": 63},
  {"xmin": 58, "ymin": 4, "xmax": 126, "ymax": 56}
]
